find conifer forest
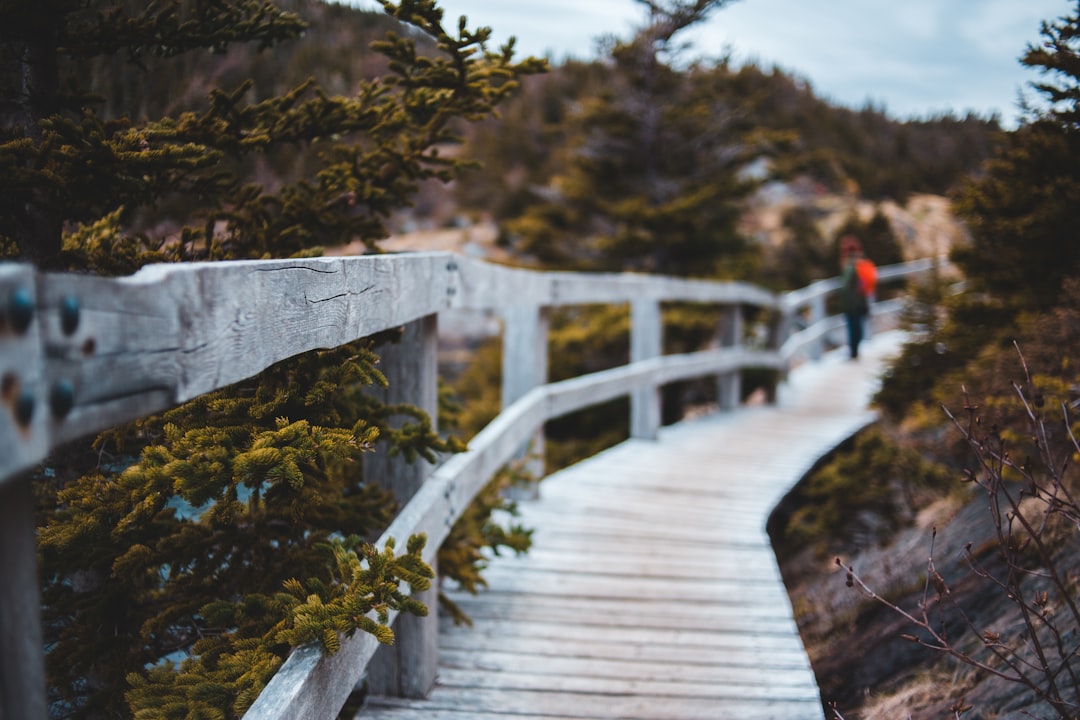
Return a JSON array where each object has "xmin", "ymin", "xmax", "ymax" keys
[{"xmin": 2, "ymin": 0, "xmax": 1080, "ymax": 718}]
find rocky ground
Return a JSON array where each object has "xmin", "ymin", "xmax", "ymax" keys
[{"xmin": 772, "ymin": 451, "xmax": 1080, "ymax": 719}]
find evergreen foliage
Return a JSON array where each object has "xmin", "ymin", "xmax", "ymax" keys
[
  {"xmin": 881, "ymin": 0, "xmax": 1080, "ymax": 423},
  {"xmin": 456, "ymin": 55, "xmax": 1001, "ymax": 235},
  {"xmin": 780, "ymin": 428, "xmax": 951, "ymax": 557},
  {"xmin": 1, "ymin": 0, "xmax": 544, "ymax": 270},
  {"xmin": 435, "ymin": 464, "xmax": 534, "ymax": 626},
  {"xmin": 496, "ymin": 0, "xmax": 758, "ymax": 277},
  {"xmin": 762, "ymin": 205, "xmax": 904, "ymax": 292},
  {"xmin": 2, "ymin": 1, "xmax": 543, "ymax": 717}
]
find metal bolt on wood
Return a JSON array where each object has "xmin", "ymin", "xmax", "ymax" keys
[
  {"xmin": 7, "ymin": 287, "xmax": 34, "ymax": 335},
  {"xmin": 60, "ymin": 294, "xmax": 80, "ymax": 335},
  {"xmin": 49, "ymin": 380, "xmax": 74, "ymax": 419},
  {"xmin": 15, "ymin": 389, "xmax": 35, "ymax": 427}
]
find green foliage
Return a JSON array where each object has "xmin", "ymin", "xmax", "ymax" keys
[
  {"xmin": 38, "ymin": 343, "xmax": 404, "ymax": 717},
  {"xmin": 123, "ymin": 535, "xmax": 431, "ymax": 720},
  {"xmin": 456, "ymin": 55, "xmax": 1000, "ymax": 234},
  {"xmin": 950, "ymin": 121, "xmax": 1080, "ymax": 316},
  {"xmin": 0, "ymin": 0, "xmax": 546, "ymax": 270},
  {"xmin": 881, "ymin": 2, "xmax": 1080, "ymax": 428},
  {"xmin": 443, "ymin": 337, "xmax": 504, "ymax": 440},
  {"xmin": 486, "ymin": 3, "xmax": 759, "ymax": 277},
  {"xmin": 947, "ymin": 4, "xmax": 1080, "ymax": 318},
  {"xmin": 437, "ymin": 464, "xmax": 534, "ymax": 626},
  {"xmin": 782, "ymin": 428, "xmax": 951, "ymax": 556},
  {"xmin": 765, "ymin": 205, "xmax": 831, "ymax": 290},
  {"xmin": 1022, "ymin": 0, "xmax": 1080, "ymax": 131},
  {"xmin": 544, "ymin": 304, "xmax": 631, "ymax": 468}
]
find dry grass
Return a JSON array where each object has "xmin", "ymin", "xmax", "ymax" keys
[{"xmin": 858, "ymin": 667, "xmax": 983, "ymax": 720}]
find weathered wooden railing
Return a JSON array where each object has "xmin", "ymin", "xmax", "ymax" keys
[{"xmin": 0, "ymin": 253, "xmax": 934, "ymax": 719}]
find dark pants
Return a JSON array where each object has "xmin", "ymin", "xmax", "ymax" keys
[{"xmin": 845, "ymin": 311, "xmax": 865, "ymax": 358}]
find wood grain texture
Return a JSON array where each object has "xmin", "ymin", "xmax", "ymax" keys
[
  {"xmin": 358, "ymin": 332, "xmax": 906, "ymax": 720},
  {"xmin": 0, "ymin": 254, "xmax": 931, "ymax": 482},
  {"xmin": 2, "ymin": 253, "xmax": 790, "ymax": 482}
]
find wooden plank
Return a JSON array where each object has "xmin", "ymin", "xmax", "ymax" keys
[
  {"xmin": 438, "ymin": 632, "xmax": 813, "ymax": 671},
  {"xmin": 364, "ymin": 687, "xmax": 822, "ymax": 720},
  {"xmin": 503, "ymin": 531, "xmax": 773, "ymax": 557},
  {"xmin": 507, "ymin": 510, "xmax": 774, "ymax": 541},
  {"xmin": 437, "ymin": 616, "xmax": 814, "ymax": 656},
  {"xmin": 440, "ymin": 613, "xmax": 812, "ymax": 651},
  {"xmin": 354, "ymin": 710, "xmax": 575, "ymax": 720},
  {"xmin": 464, "ymin": 569, "xmax": 788, "ymax": 605},
  {"xmin": 464, "ymin": 546, "xmax": 787, "ymax": 581},
  {"xmin": 432, "ymin": 664, "xmax": 820, "ymax": 695}
]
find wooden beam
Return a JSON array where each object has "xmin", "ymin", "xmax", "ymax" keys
[
  {"xmin": 366, "ymin": 315, "xmax": 440, "ymax": 699},
  {"xmin": 630, "ymin": 299, "xmax": 661, "ymax": 440},
  {"xmin": 0, "ymin": 477, "xmax": 47, "ymax": 720}
]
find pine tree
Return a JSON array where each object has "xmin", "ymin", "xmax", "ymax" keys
[
  {"xmin": 879, "ymin": 2, "xmax": 1080, "ymax": 420},
  {"xmin": 950, "ymin": 1, "xmax": 1080, "ymax": 316},
  {"xmin": 501, "ymin": 0, "xmax": 758, "ymax": 277},
  {"xmin": 1, "ymin": 1, "xmax": 543, "ymax": 717}
]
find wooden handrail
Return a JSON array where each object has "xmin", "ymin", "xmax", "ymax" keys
[{"xmin": 0, "ymin": 253, "xmax": 936, "ymax": 720}]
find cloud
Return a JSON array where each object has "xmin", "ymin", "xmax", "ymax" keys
[
  {"xmin": 698, "ymin": 0, "xmax": 1072, "ymax": 123},
  {"xmin": 345, "ymin": 0, "xmax": 1076, "ymax": 126}
]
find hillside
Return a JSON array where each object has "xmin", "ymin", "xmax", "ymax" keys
[
  {"xmin": 335, "ymin": 189, "xmax": 965, "ymax": 268},
  {"xmin": 775, "ymin": 457, "xmax": 1080, "ymax": 717}
]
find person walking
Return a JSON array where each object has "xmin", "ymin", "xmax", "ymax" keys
[{"xmin": 839, "ymin": 235, "xmax": 875, "ymax": 359}]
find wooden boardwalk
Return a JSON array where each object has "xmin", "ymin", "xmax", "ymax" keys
[{"xmin": 359, "ymin": 331, "xmax": 904, "ymax": 720}]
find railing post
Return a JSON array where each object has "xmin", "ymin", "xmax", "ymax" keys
[
  {"xmin": 0, "ymin": 477, "xmax": 47, "ymax": 720},
  {"xmin": 631, "ymin": 299, "xmax": 662, "ymax": 439},
  {"xmin": 809, "ymin": 294, "xmax": 827, "ymax": 361},
  {"xmin": 500, "ymin": 304, "xmax": 549, "ymax": 486},
  {"xmin": 1, "ymin": 264, "xmax": 48, "ymax": 720},
  {"xmin": 365, "ymin": 314, "xmax": 439, "ymax": 699},
  {"xmin": 717, "ymin": 304, "xmax": 743, "ymax": 411}
]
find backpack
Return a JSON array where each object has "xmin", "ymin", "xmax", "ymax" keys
[{"xmin": 855, "ymin": 257, "xmax": 877, "ymax": 297}]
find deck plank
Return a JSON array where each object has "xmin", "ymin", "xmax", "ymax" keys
[{"xmin": 358, "ymin": 332, "xmax": 903, "ymax": 720}]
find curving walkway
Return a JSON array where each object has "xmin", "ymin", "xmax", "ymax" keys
[{"xmin": 358, "ymin": 331, "xmax": 905, "ymax": 720}]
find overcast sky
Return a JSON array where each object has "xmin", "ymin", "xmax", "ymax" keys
[{"xmin": 346, "ymin": 0, "xmax": 1075, "ymax": 128}]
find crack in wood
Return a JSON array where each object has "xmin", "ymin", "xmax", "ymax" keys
[{"xmin": 305, "ymin": 284, "xmax": 376, "ymax": 304}]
